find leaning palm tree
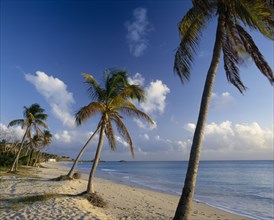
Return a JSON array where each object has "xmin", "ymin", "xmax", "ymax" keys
[
  {"xmin": 33, "ymin": 130, "xmax": 52, "ymax": 166},
  {"xmin": 8, "ymin": 104, "xmax": 48, "ymax": 172},
  {"xmin": 76, "ymin": 69, "xmax": 154, "ymax": 194},
  {"xmin": 173, "ymin": 1, "xmax": 273, "ymax": 219}
]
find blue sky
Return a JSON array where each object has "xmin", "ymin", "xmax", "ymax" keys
[{"xmin": 1, "ymin": 0, "xmax": 273, "ymax": 161}]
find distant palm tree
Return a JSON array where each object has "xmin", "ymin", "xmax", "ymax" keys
[
  {"xmin": 173, "ymin": 1, "xmax": 273, "ymax": 219},
  {"xmin": 33, "ymin": 130, "xmax": 53, "ymax": 166},
  {"xmin": 76, "ymin": 69, "xmax": 154, "ymax": 194},
  {"xmin": 8, "ymin": 104, "xmax": 48, "ymax": 172}
]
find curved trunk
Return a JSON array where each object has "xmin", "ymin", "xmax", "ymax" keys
[
  {"xmin": 67, "ymin": 126, "xmax": 101, "ymax": 178},
  {"xmin": 9, "ymin": 126, "xmax": 30, "ymax": 172},
  {"xmin": 173, "ymin": 15, "xmax": 225, "ymax": 220},
  {"xmin": 86, "ymin": 123, "xmax": 106, "ymax": 194}
]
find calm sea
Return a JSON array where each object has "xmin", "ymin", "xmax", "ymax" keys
[{"xmin": 61, "ymin": 160, "xmax": 274, "ymax": 220}]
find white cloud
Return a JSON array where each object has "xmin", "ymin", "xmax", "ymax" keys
[
  {"xmin": 133, "ymin": 118, "xmax": 157, "ymax": 130},
  {"xmin": 128, "ymin": 73, "xmax": 170, "ymax": 129},
  {"xmin": 141, "ymin": 80, "xmax": 170, "ymax": 114},
  {"xmin": 25, "ymin": 71, "xmax": 75, "ymax": 127},
  {"xmin": 184, "ymin": 121, "xmax": 273, "ymax": 152},
  {"xmin": 128, "ymin": 72, "xmax": 145, "ymax": 86},
  {"xmin": 54, "ymin": 130, "xmax": 71, "ymax": 143},
  {"xmin": 184, "ymin": 123, "xmax": 196, "ymax": 133},
  {"xmin": 115, "ymin": 135, "xmax": 129, "ymax": 147},
  {"xmin": 143, "ymin": 133, "xmax": 150, "ymax": 140},
  {"xmin": 125, "ymin": 7, "xmax": 153, "ymax": 57},
  {"xmin": 0, "ymin": 123, "xmax": 25, "ymax": 141},
  {"xmin": 211, "ymin": 92, "xmax": 234, "ymax": 110}
]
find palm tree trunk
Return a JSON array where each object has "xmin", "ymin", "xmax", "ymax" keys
[
  {"xmin": 173, "ymin": 15, "xmax": 225, "ymax": 220},
  {"xmin": 9, "ymin": 126, "xmax": 30, "ymax": 172},
  {"xmin": 67, "ymin": 126, "xmax": 101, "ymax": 178},
  {"xmin": 86, "ymin": 123, "xmax": 105, "ymax": 194},
  {"xmin": 27, "ymin": 148, "xmax": 34, "ymax": 166},
  {"xmin": 33, "ymin": 150, "xmax": 41, "ymax": 167}
]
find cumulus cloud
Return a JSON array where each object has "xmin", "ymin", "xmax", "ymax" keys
[
  {"xmin": 0, "ymin": 123, "xmax": 25, "ymax": 141},
  {"xmin": 141, "ymin": 80, "xmax": 170, "ymax": 114},
  {"xmin": 25, "ymin": 71, "xmax": 75, "ymax": 127},
  {"xmin": 128, "ymin": 73, "xmax": 170, "ymax": 129},
  {"xmin": 211, "ymin": 92, "xmax": 235, "ymax": 110},
  {"xmin": 54, "ymin": 130, "xmax": 72, "ymax": 143},
  {"xmin": 128, "ymin": 72, "xmax": 145, "ymax": 86},
  {"xmin": 184, "ymin": 121, "xmax": 273, "ymax": 152},
  {"xmin": 125, "ymin": 7, "xmax": 153, "ymax": 57}
]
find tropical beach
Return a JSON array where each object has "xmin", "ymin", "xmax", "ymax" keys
[
  {"xmin": 1, "ymin": 1, "xmax": 273, "ymax": 220},
  {"xmin": 0, "ymin": 162, "xmax": 252, "ymax": 220}
]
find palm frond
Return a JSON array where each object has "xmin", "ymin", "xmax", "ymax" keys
[
  {"xmin": 111, "ymin": 114, "xmax": 134, "ymax": 157},
  {"xmin": 237, "ymin": 25, "xmax": 274, "ymax": 84},
  {"xmin": 35, "ymin": 113, "xmax": 48, "ymax": 121},
  {"xmin": 104, "ymin": 120, "xmax": 116, "ymax": 152},
  {"xmin": 75, "ymin": 102, "xmax": 105, "ymax": 125},
  {"xmin": 174, "ymin": 5, "xmax": 212, "ymax": 82},
  {"xmin": 223, "ymin": 17, "xmax": 247, "ymax": 92},
  {"xmin": 118, "ymin": 106, "xmax": 154, "ymax": 125},
  {"xmin": 35, "ymin": 120, "xmax": 48, "ymax": 129},
  {"xmin": 106, "ymin": 71, "xmax": 130, "ymax": 100},
  {"xmin": 8, "ymin": 119, "xmax": 24, "ymax": 128},
  {"xmin": 113, "ymin": 85, "xmax": 146, "ymax": 104},
  {"xmin": 82, "ymin": 73, "xmax": 105, "ymax": 101},
  {"xmin": 231, "ymin": 0, "xmax": 274, "ymax": 40}
]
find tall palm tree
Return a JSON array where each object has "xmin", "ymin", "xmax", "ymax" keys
[
  {"xmin": 8, "ymin": 103, "xmax": 48, "ymax": 172},
  {"xmin": 76, "ymin": 69, "xmax": 154, "ymax": 194},
  {"xmin": 173, "ymin": 1, "xmax": 273, "ymax": 219}
]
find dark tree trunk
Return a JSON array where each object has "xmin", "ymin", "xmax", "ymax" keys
[
  {"xmin": 173, "ymin": 15, "xmax": 225, "ymax": 220},
  {"xmin": 9, "ymin": 127, "xmax": 30, "ymax": 172},
  {"xmin": 67, "ymin": 126, "xmax": 100, "ymax": 178},
  {"xmin": 86, "ymin": 123, "xmax": 105, "ymax": 194}
]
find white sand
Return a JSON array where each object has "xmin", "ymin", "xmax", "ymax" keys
[{"xmin": 0, "ymin": 162, "xmax": 251, "ymax": 220}]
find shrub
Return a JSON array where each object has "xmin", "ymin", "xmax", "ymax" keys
[
  {"xmin": 86, "ymin": 193, "xmax": 107, "ymax": 208},
  {"xmin": 72, "ymin": 172, "xmax": 81, "ymax": 179},
  {"xmin": 0, "ymin": 152, "xmax": 15, "ymax": 167}
]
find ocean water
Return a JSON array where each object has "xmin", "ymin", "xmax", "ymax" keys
[{"xmin": 61, "ymin": 160, "xmax": 274, "ymax": 220}]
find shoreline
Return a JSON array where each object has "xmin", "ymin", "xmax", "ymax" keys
[
  {"xmin": 0, "ymin": 162, "xmax": 252, "ymax": 220},
  {"xmin": 60, "ymin": 161, "xmax": 255, "ymax": 220}
]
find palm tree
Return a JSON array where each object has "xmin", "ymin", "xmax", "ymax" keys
[
  {"xmin": 173, "ymin": 1, "xmax": 273, "ymax": 219},
  {"xmin": 76, "ymin": 69, "xmax": 154, "ymax": 194},
  {"xmin": 33, "ymin": 130, "xmax": 52, "ymax": 166},
  {"xmin": 8, "ymin": 103, "xmax": 48, "ymax": 172}
]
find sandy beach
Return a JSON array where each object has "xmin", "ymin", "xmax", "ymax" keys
[{"xmin": 0, "ymin": 162, "xmax": 251, "ymax": 220}]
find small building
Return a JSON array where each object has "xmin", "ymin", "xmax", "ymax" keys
[{"xmin": 48, "ymin": 158, "xmax": 56, "ymax": 162}]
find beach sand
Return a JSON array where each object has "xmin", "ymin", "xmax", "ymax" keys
[{"xmin": 0, "ymin": 162, "xmax": 251, "ymax": 220}]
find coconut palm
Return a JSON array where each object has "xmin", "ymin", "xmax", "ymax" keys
[
  {"xmin": 33, "ymin": 130, "xmax": 53, "ymax": 166},
  {"xmin": 8, "ymin": 103, "xmax": 48, "ymax": 172},
  {"xmin": 173, "ymin": 1, "xmax": 273, "ymax": 219},
  {"xmin": 76, "ymin": 69, "xmax": 154, "ymax": 194}
]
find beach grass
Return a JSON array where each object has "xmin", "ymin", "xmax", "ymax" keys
[{"xmin": 0, "ymin": 193, "xmax": 62, "ymax": 211}]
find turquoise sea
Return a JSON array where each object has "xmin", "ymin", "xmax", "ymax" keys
[{"xmin": 61, "ymin": 160, "xmax": 274, "ymax": 220}]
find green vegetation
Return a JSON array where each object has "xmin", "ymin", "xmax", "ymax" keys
[
  {"xmin": 0, "ymin": 194, "xmax": 61, "ymax": 210},
  {"xmin": 7, "ymin": 103, "xmax": 49, "ymax": 172}
]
